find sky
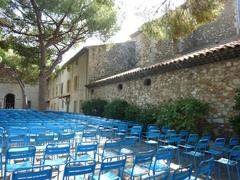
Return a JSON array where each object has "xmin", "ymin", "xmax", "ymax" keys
[{"xmin": 62, "ymin": 0, "xmax": 185, "ymax": 64}]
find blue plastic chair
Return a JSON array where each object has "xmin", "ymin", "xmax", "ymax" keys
[
  {"xmin": 184, "ymin": 139, "xmax": 209, "ymax": 168},
  {"xmin": 4, "ymin": 146, "xmax": 36, "ymax": 180},
  {"xmin": 120, "ymin": 136, "xmax": 138, "ymax": 156},
  {"xmin": 130, "ymin": 125, "xmax": 143, "ymax": 142},
  {"xmin": 179, "ymin": 134, "xmax": 199, "ymax": 152},
  {"xmin": 179, "ymin": 130, "xmax": 189, "ymax": 143},
  {"xmin": 124, "ymin": 150, "xmax": 154, "ymax": 180},
  {"xmin": 145, "ymin": 131, "xmax": 160, "ymax": 147},
  {"xmin": 0, "ymin": 135, "xmax": 3, "ymax": 177},
  {"xmin": 205, "ymin": 138, "xmax": 225, "ymax": 158},
  {"xmin": 223, "ymin": 138, "xmax": 239, "ymax": 154},
  {"xmin": 116, "ymin": 123, "xmax": 128, "ymax": 138},
  {"xmin": 63, "ymin": 160, "xmax": 96, "ymax": 180},
  {"xmin": 98, "ymin": 140, "xmax": 121, "ymax": 162},
  {"xmin": 81, "ymin": 130, "xmax": 97, "ymax": 142},
  {"xmin": 75, "ymin": 142, "xmax": 98, "ymax": 161},
  {"xmin": 171, "ymin": 164, "xmax": 192, "ymax": 180},
  {"xmin": 215, "ymin": 145, "xmax": 240, "ymax": 180},
  {"xmin": 191, "ymin": 158, "xmax": 214, "ymax": 180},
  {"xmin": 12, "ymin": 165, "xmax": 52, "ymax": 180},
  {"xmin": 93, "ymin": 155, "xmax": 126, "ymax": 180},
  {"xmin": 35, "ymin": 134, "xmax": 54, "ymax": 151},
  {"xmin": 148, "ymin": 147, "xmax": 173, "ymax": 175},
  {"xmin": 41, "ymin": 144, "xmax": 70, "ymax": 179}
]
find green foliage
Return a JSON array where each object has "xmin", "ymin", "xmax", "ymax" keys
[
  {"xmin": 104, "ymin": 99, "xmax": 129, "ymax": 119},
  {"xmin": 136, "ymin": 104, "xmax": 159, "ymax": 128},
  {"xmin": 156, "ymin": 97, "xmax": 209, "ymax": 133},
  {"xmin": 124, "ymin": 104, "xmax": 140, "ymax": 121},
  {"xmin": 81, "ymin": 99, "xmax": 108, "ymax": 117},
  {"xmin": 230, "ymin": 89, "xmax": 240, "ymax": 137},
  {"xmin": 142, "ymin": 0, "xmax": 224, "ymax": 41}
]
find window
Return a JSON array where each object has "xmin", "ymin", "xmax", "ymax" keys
[
  {"xmin": 67, "ymin": 80, "xmax": 71, "ymax": 93},
  {"xmin": 144, "ymin": 78, "xmax": 151, "ymax": 86},
  {"xmin": 74, "ymin": 100, "xmax": 77, "ymax": 113},
  {"xmin": 117, "ymin": 84, "xmax": 123, "ymax": 91},
  {"xmin": 27, "ymin": 101, "xmax": 31, "ymax": 109},
  {"xmin": 52, "ymin": 88, "xmax": 54, "ymax": 97},
  {"xmin": 90, "ymin": 89, "xmax": 94, "ymax": 94},
  {"xmin": 74, "ymin": 76, "xmax": 79, "ymax": 90},
  {"xmin": 62, "ymin": 100, "xmax": 64, "ymax": 109},
  {"xmin": 61, "ymin": 83, "xmax": 63, "ymax": 95},
  {"xmin": 56, "ymin": 85, "xmax": 58, "ymax": 96}
]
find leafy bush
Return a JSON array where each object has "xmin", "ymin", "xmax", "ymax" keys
[
  {"xmin": 136, "ymin": 104, "xmax": 159, "ymax": 128},
  {"xmin": 124, "ymin": 104, "xmax": 140, "ymax": 121},
  {"xmin": 104, "ymin": 99, "xmax": 129, "ymax": 119},
  {"xmin": 230, "ymin": 89, "xmax": 240, "ymax": 137},
  {"xmin": 156, "ymin": 97, "xmax": 209, "ymax": 134},
  {"xmin": 81, "ymin": 99, "xmax": 108, "ymax": 117}
]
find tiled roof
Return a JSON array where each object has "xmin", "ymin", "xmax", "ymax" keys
[{"xmin": 86, "ymin": 40, "xmax": 240, "ymax": 88}]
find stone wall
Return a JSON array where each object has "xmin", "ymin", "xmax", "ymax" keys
[
  {"xmin": 90, "ymin": 57, "xmax": 240, "ymax": 124},
  {"xmin": 87, "ymin": 42, "xmax": 136, "ymax": 82},
  {"xmin": 133, "ymin": 0, "xmax": 239, "ymax": 67}
]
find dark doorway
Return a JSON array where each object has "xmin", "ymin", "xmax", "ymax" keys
[{"xmin": 4, "ymin": 93, "xmax": 15, "ymax": 109}]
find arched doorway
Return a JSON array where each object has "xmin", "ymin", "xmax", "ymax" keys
[{"xmin": 4, "ymin": 93, "xmax": 15, "ymax": 109}]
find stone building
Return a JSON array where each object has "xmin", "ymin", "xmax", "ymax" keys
[
  {"xmin": 47, "ymin": 42, "xmax": 136, "ymax": 112},
  {"xmin": 0, "ymin": 65, "xmax": 39, "ymax": 109},
  {"xmin": 48, "ymin": 0, "xmax": 240, "ymax": 127}
]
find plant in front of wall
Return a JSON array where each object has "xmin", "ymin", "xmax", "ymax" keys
[
  {"xmin": 230, "ymin": 89, "xmax": 240, "ymax": 137},
  {"xmin": 104, "ymin": 99, "xmax": 129, "ymax": 119},
  {"xmin": 156, "ymin": 97, "xmax": 210, "ymax": 134},
  {"xmin": 81, "ymin": 99, "xmax": 108, "ymax": 117}
]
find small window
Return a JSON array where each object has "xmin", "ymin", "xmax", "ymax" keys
[
  {"xmin": 27, "ymin": 101, "xmax": 31, "ymax": 109},
  {"xmin": 67, "ymin": 80, "xmax": 71, "ymax": 93},
  {"xmin": 61, "ymin": 83, "xmax": 63, "ymax": 95},
  {"xmin": 74, "ymin": 100, "xmax": 77, "ymax": 113},
  {"xmin": 117, "ymin": 84, "xmax": 123, "ymax": 91},
  {"xmin": 62, "ymin": 100, "xmax": 64, "ymax": 109},
  {"xmin": 74, "ymin": 76, "xmax": 79, "ymax": 90},
  {"xmin": 91, "ymin": 89, "xmax": 94, "ymax": 94},
  {"xmin": 144, "ymin": 78, "xmax": 151, "ymax": 86}
]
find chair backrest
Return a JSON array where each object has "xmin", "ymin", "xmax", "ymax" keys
[
  {"xmin": 103, "ymin": 140, "xmax": 121, "ymax": 154},
  {"xmin": 63, "ymin": 160, "xmax": 96, "ymax": 180},
  {"xmin": 130, "ymin": 126, "xmax": 142, "ymax": 136},
  {"xmin": 75, "ymin": 142, "xmax": 98, "ymax": 160},
  {"xmin": 121, "ymin": 136, "xmax": 137, "ymax": 147},
  {"xmin": 134, "ymin": 150, "xmax": 154, "ymax": 165},
  {"xmin": 214, "ymin": 138, "xmax": 225, "ymax": 148},
  {"xmin": 187, "ymin": 134, "xmax": 199, "ymax": 144},
  {"xmin": 6, "ymin": 146, "xmax": 36, "ymax": 164},
  {"xmin": 195, "ymin": 139, "xmax": 209, "ymax": 152},
  {"xmin": 229, "ymin": 145, "xmax": 240, "ymax": 161},
  {"xmin": 35, "ymin": 134, "xmax": 54, "ymax": 145},
  {"xmin": 229, "ymin": 138, "xmax": 239, "ymax": 147},
  {"xmin": 161, "ymin": 127, "xmax": 169, "ymax": 134},
  {"xmin": 167, "ymin": 134, "xmax": 181, "ymax": 144},
  {"xmin": 171, "ymin": 164, "xmax": 192, "ymax": 180},
  {"xmin": 195, "ymin": 158, "xmax": 214, "ymax": 179},
  {"xmin": 98, "ymin": 155, "xmax": 126, "ymax": 179},
  {"xmin": 58, "ymin": 132, "xmax": 75, "ymax": 142},
  {"xmin": 44, "ymin": 144, "xmax": 70, "ymax": 160},
  {"xmin": 146, "ymin": 131, "xmax": 160, "ymax": 140},
  {"xmin": 154, "ymin": 148, "xmax": 173, "ymax": 167},
  {"xmin": 7, "ymin": 135, "xmax": 30, "ymax": 147},
  {"xmin": 12, "ymin": 165, "xmax": 52, "ymax": 180},
  {"xmin": 179, "ymin": 130, "xmax": 189, "ymax": 138}
]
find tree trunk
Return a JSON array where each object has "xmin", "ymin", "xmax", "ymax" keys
[{"xmin": 38, "ymin": 42, "xmax": 47, "ymax": 111}]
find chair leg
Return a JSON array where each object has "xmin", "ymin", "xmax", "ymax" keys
[
  {"xmin": 227, "ymin": 165, "xmax": 231, "ymax": 180},
  {"xmin": 236, "ymin": 164, "xmax": 240, "ymax": 180}
]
